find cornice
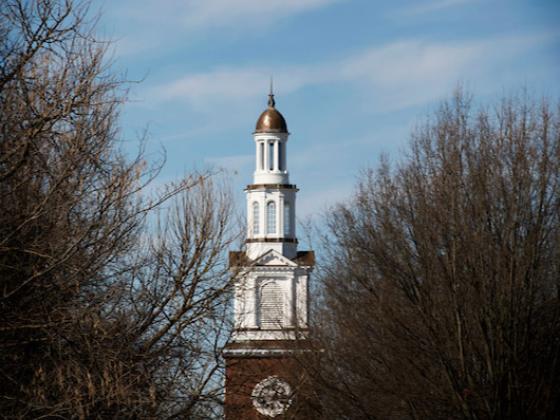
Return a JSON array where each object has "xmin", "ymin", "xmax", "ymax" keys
[
  {"xmin": 246, "ymin": 238, "xmax": 298, "ymax": 244},
  {"xmin": 245, "ymin": 184, "xmax": 298, "ymax": 191}
]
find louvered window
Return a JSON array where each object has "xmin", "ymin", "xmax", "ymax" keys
[{"xmin": 258, "ymin": 282, "xmax": 283, "ymax": 329}]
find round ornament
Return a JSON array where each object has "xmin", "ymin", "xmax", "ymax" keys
[{"xmin": 251, "ymin": 375, "xmax": 293, "ymax": 417}]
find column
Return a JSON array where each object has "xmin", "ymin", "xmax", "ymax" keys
[
  {"xmin": 296, "ymin": 274, "xmax": 308, "ymax": 328},
  {"xmin": 263, "ymin": 141, "xmax": 269, "ymax": 172},
  {"xmin": 246, "ymin": 275, "xmax": 258, "ymax": 328},
  {"xmin": 256, "ymin": 141, "xmax": 261, "ymax": 171},
  {"xmin": 279, "ymin": 194, "xmax": 284, "ymax": 239},
  {"xmin": 282, "ymin": 277, "xmax": 294, "ymax": 328},
  {"xmin": 278, "ymin": 141, "xmax": 283, "ymax": 171},
  {"xmin": 274, "ymin": 140, "xmax": 279, "ymax": 171}
]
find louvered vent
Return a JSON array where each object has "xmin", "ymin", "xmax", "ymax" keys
[{"xmin": 259, "ymin": 282, "xmax": 283, "ymax": 329}]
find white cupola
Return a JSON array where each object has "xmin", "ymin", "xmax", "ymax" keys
[
  {"xmin": 245, "ymin": 89, "xmax": 297, "ymax": 260},
  {"xmin": 253, "ymin": 91, "xmax": 289, "ymax": 185}
]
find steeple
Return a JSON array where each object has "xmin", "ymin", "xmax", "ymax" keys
[
  {"xmin": 268, "ymin": 76, "xmax": 275, "ymax": 108},
  {"xmin": 227, "ymin": 85, "xmax": 314, "ymax": 339},
  {"xmin": 224, "ymin": 88, "xmax": 316, "ymax": 419},
  {"xmin": 246, "ymin": 89, "xmax": 295, "ymax": 259}
]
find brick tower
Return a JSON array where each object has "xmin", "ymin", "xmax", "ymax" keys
[{"xmin": 224, "ymin": 87, "xmax": 315, "ymax": 419}]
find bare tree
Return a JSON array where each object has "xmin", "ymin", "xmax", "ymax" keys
[
  {"xmin": 0, "ymin": 1, "xmax": 238, "ymax": 418},
  {"xmin": 308, "ymin": 91, "xmax": 560, "ymax": 419},
  {"xmin": 130, "ymin": 177, "xmax": 239, "ymax": 419}
]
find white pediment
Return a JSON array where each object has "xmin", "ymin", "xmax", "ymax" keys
[{"xmin": 253, "ymin": 249, "xmax": 298, "ymax": 267}]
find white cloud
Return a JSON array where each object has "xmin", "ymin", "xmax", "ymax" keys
[
  {"xmin": 150, "ymin": 33, "xmax": 549, "ymax": 111},
  {"xmin": 157, "ymin": 68, "xmax": 266, "ymax": 104},
  {"xmin": 182, "ymin": 0, "xmax": 343, "ymax": 30},
  {"xmin": 205, "ymin": 154, "xmax": 253, "ymax": 173},
  {"xmin": 150, "ymin": 66, "xmax": 316, "ymax": 109},
  {"xmin": 105, "ymin": 0, "xmax": 343, "ymax": 40},
  {"xmin": 391, "ymin": 0, "xmax": 475, "ymax": 18},
  {"xmin": 337, "ymin": 40, "xmax": 480, "ymax": 109}
]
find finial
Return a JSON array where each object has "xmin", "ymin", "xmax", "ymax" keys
[{"xmin": 268, "ymin": 76, "xmax": 275, "ymax": 108}]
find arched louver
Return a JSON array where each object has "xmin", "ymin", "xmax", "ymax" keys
[
  {"xmin": 267, "ymin": 201, "xmax": 276, "ymax": 234},
  {"xmin": 258, "ymin": 282, "xmax": 283, "ymax": 328}
]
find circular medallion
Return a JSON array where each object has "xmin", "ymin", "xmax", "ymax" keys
[{"xmin": 251, "ymin": 375, "xmax": 293, "ymax": 417}]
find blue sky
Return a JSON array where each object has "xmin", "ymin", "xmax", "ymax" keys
[{"xmin": 94, "ymin": 0, "xmax": 560, "ymax": 223}]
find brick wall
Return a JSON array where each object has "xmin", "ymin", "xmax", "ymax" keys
[{"xmin": 224, "ymin": 355, "xmax": 318, "ymax": 419}]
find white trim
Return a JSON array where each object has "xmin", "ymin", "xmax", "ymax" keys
[
  {"xmin": 252, "ymin": 249, "xmax": 299, "ymax": 267},
  {"xmin": 223, "ymin": 348, "xmax": 295, "ymax": 357},
  {"xmin": 232, "ymin": 328, "xmax": 308, "ymax": 341}
]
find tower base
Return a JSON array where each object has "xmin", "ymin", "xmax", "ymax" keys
[{"xmin": 224, "ymin": 341, "xmax": 318, "ymax": 419}]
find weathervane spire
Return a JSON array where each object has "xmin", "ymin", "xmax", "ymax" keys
[{"xmin": 268, "ymin": 76, "xmax": 275, "ymax": 108}]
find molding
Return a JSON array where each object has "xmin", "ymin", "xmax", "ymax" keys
[
  {"xmin": 246, "ymin": 238, "xmax": 297, "ymax": 244},
  {"xmin": 232, "ymin": 329, "xmax": 308, "ymax": 341},
  {"xmin": 246, "ymin": 266, "xmax": 309, "ymax": 274},
  {"xmin": 234, "ymin": 327, "xmax": 309, "ymax": 332},
  {"xmin": 245, "ymin": 184, "xmax": 298, "ymax": 191},
  {"xmin": 223, "ymin": 348, "xmax": 293, "ymax": 357},
  {"xmin": 249, "ymin": 266, "xmax": 301, "ymax": 273},
  {"xmin": 252, "ymin": 131, "xmax": 290, "ymax": 136},
  {"xmin": 230, "ymin": 266, "xmax": 304, "ymax": 274},
  {"xmin": 223, "ymin": 348, "xmax": 312, "ymax": 358},
  {"xmin": 251, "ymin": 249, "xmax": 299, "ymax": 268}
]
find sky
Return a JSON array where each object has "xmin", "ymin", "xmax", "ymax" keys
[{"xmin": 93, "ymin": 0, "xmax": 560, "ymax": 227}]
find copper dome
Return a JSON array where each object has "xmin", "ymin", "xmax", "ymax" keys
[{"xmin": 255, "ymin": 93, "xmax": 288, "ymax": 134}]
